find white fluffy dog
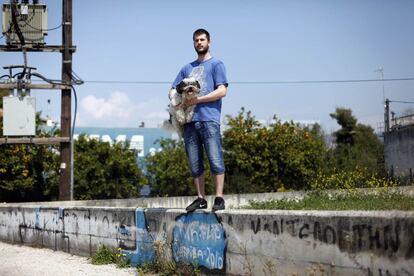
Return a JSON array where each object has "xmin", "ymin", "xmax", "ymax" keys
[{"xmin": 163, "ymin": 78, "xmax": 201, "ymax": 138}]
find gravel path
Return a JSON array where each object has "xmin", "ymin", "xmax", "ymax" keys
[{"xmin": 0, "ymin": 241, "xmax": 138, "ymax": 276}]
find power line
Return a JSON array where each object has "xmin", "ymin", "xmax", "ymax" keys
[
  {"xmin": 81, "ymin": 77, "xmax": 414, "ymax": 85},
  {"xmin": 389, "ymin": 100, "xmax": 414, "ymax": 104},
  {"xmin": 85, "ymin": 80, "xmax": 170, "ymax": 84},
  {"xmin": 229, "ymin": 77, "xmax": 414, "ymax": 84}
]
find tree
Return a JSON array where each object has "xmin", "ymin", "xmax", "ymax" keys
[
  {"xmin": 329, "ymin": 107, "xmax": 384, "ymax": 174},
  {"xmin": 329, "ymin": 108, "xmax": 357, "ymax": 145},
  {"xmin": 0, "ymin": 89, "xmax": 60, "ymax": 202},
  {"xmin": 145, "ymin": 139, "xmax": 214, "ymax": 196},
  {"xmin": 223, "ymin": 108, "xmax": 327, "ymax": 193},
  {"xmin": 1, "ymin": 87, "xmax": 148, "ymax": 201},
  {"xmin": 74, "ymin": 135, "xmax": 146, "ymax": 200}
]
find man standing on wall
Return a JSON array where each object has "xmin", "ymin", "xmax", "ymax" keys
[{"xmin": 171, "ymin": 28, "xmax": 228, "ymax": 212}]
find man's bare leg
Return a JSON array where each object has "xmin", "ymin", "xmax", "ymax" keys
[
  {"xmin": 194, "ymin": 173, "xmax": 205, "ymax": 198},
  {"xmin": 214, "ymin": 173, "xmax": 225, "ymax": 197}
]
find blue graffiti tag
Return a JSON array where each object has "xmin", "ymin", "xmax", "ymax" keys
[
  {"xmin": 121, "ymin": 208, "xmax": 155, "ymax": 266},
  {"xmin": 172, "ymin": 212, "xmax": 226, "ymax": 270}
]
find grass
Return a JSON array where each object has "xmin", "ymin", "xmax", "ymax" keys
[{"xmin": 244, "ymin": 191, "xmax": 414, "ymax": 211}]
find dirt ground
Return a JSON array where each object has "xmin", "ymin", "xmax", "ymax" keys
[{"xmin": 0, "ymin": 241, "xmax": 138, "ymax": 276}]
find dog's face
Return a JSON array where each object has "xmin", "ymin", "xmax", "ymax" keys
[{"xmin": 176, "ymin": 78, "xmax": 200, "ymax": 98}]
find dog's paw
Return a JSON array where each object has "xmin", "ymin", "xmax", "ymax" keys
[{"xmin": 176, "ymin": 110, "xmax": 186, "ymax": 124}]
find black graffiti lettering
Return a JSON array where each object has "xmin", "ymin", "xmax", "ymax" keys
[
  {"xmin": 246, "ymin": 217, "xmax": 407, "ymax": 257},
  {"xmin": 299, "ymin": 224, "xmax": 309, "ymax": 239},
  {"xmin": 102, "ymin": 216, "xmax": 109, "ymax": 227},
  {"xmin": 323, "ymin": 225, "xmax": 336, "ymax": 244},
  {"xmin": 378, "ymin": 268, "xmax": 394, "ymax": 276},
  {"xmin": 280, "ymin": 218, "xmax": 284, "ymax": 234},
  {"xmin": 337, "ymin": 220, "xmax": 350, "ymax": 251},
  {"xmin": 367, "ymin": 225, "xmax": 381, "ymax": 250},
  {"xmin": 366, "ymin": 267, "xmax": 413, "ymax": 276},
  {"xmin": 263, "ymin": 223, "xmax": 271, "ymax": 233},
  {"xmin": 285, "ymin": 219, "xmax": 299, "ymax": 235},
  {"xmin": 251, "ymin": 218, "xmax": 261, "ymax": 234},
  {"xmin": 313, "ymin": 221, "xmax": 322, "ymax": 241},
  {"xmin": 384, "ymin": 224, "xmax": 400, "ymax": 252},
  {"xmin": 272, "ymin": 220, "xmax": 279, "ymax": 235},
  {"xmin": 406, "ymin": 235, "xmax": 414, "ymax": 259},
  {"xmin": 353, "ymin": 225, "xmax": 363, "ymax": 250}
]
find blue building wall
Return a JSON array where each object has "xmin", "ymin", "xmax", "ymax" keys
[{"xmin": 74, "ymin": 127, "xmax": 172, "ymax": 157}]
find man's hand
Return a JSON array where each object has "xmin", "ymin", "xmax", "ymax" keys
[{"xmin": 183, "ymin": 97, "xmax": 199, "ymax": 107}]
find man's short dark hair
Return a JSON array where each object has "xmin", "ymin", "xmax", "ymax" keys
[{"xmin": 193, "ymin": 28, "xmax": 210, "ymax": 42}]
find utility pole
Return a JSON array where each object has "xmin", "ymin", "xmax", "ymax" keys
[
  {"xmin": 384, "ymin": 98, "xmax": 390, "ymax": 134},
  {"xmin": 1, "ymin": 0, "xmax": 77, "ymax": 201},
  {"xmin": 60, "ymin": 0, "xmax": 73, "ymax": 200}
]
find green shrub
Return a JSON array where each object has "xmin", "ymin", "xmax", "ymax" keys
[{"xmin": 310, "ymin": 167, "xmax": 399, "ymax": 191}]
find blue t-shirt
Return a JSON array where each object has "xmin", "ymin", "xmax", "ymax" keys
[{"xmin": 172, "ymin": 57, "xmax": 228, "ymax": 124}]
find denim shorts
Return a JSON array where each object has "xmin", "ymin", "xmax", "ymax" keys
[{"xmin": 183, "ymin": 121, "xmax": 225, "ymax": 177}]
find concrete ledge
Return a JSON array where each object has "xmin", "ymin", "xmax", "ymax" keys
[
  {"xmin": 1, "ymin": 205, "xmax": 413, "ymax": 275},
  {"xmin": 3, "ymin": 186, "xmax": 413, "ymax": 209}
]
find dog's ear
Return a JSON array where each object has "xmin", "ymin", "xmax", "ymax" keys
[
  {"xmin": 195, "ymin": 80, "xmax": 201, "ymax": 89},
  {"xmin": 176, "ymin": 80, "xmax": 185, "ymax": 94}
]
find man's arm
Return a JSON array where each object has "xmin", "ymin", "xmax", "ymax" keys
[{"xmin": 184, "ymin": 84, "xmax": 227, "ymax": 106}]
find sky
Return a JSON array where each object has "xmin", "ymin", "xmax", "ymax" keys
[{"xmin": 1, "ymin": 0, "xmax": 414, "ymax": 133}]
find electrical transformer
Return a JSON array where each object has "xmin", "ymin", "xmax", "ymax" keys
[
  {"xmin": 3, "ymin": 96, "xmax": 36, "ymax": 136},
  {"xmin": 2, "ymin": 2, "xmax": 48, "ymax": 45}
]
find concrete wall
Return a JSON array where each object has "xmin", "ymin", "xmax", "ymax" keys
[
  {"xmin": 384, "ymin": 126, "xmax": 414, "ymax": 180},
  {"xmin": 6, "ymin": 186, "xmax": 414, "ymax": 209},
  {"xmin": 1, "ymin": 205, "xmax": 413, "ymax": 275}
]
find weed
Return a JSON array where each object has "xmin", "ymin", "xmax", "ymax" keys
[
  {"xmin": 90, "ymin": 245, "xmax": 116, "ymax": 265},
  {"xmin": 136, "ymin": 240, "xmax": 201, "ymax": 276},
  {"xmin": 90, "ymin": 245, "xmax": 130, "ymax": 268}
]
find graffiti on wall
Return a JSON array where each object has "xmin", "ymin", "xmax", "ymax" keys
[
  {"xmin": 120, "ymin": 208, "xmax": 155, "ymax": 266},
  {"xmin": 248, "ymin": 217, "xmax": 414, "ymax": 257},
  {"xmin": 367, "ymin": 267, "xmax": 413, "ymax": 276},
  {"xmin": 172, "ymin": 212, "xmax": 226, "ymax": 270}
]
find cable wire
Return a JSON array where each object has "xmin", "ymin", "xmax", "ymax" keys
[
  {"xmin": 389, "ymin": 100, "xmax": 414, "ymax": 104},
  {"xmin": 23, "ymin": 21, "xmax": 63, "ymax": 32},
  {"xmin": 230, "ymin": 77, "xmax": 414, "ymax": 84},
  {"xmin": 82, "ymin": 77, "xmax": 414, "ymax": 85}
]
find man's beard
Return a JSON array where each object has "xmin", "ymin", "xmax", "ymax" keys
[{"xmin": 195, "ymin": 45, "xmax": 209, "ymax": 55}]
